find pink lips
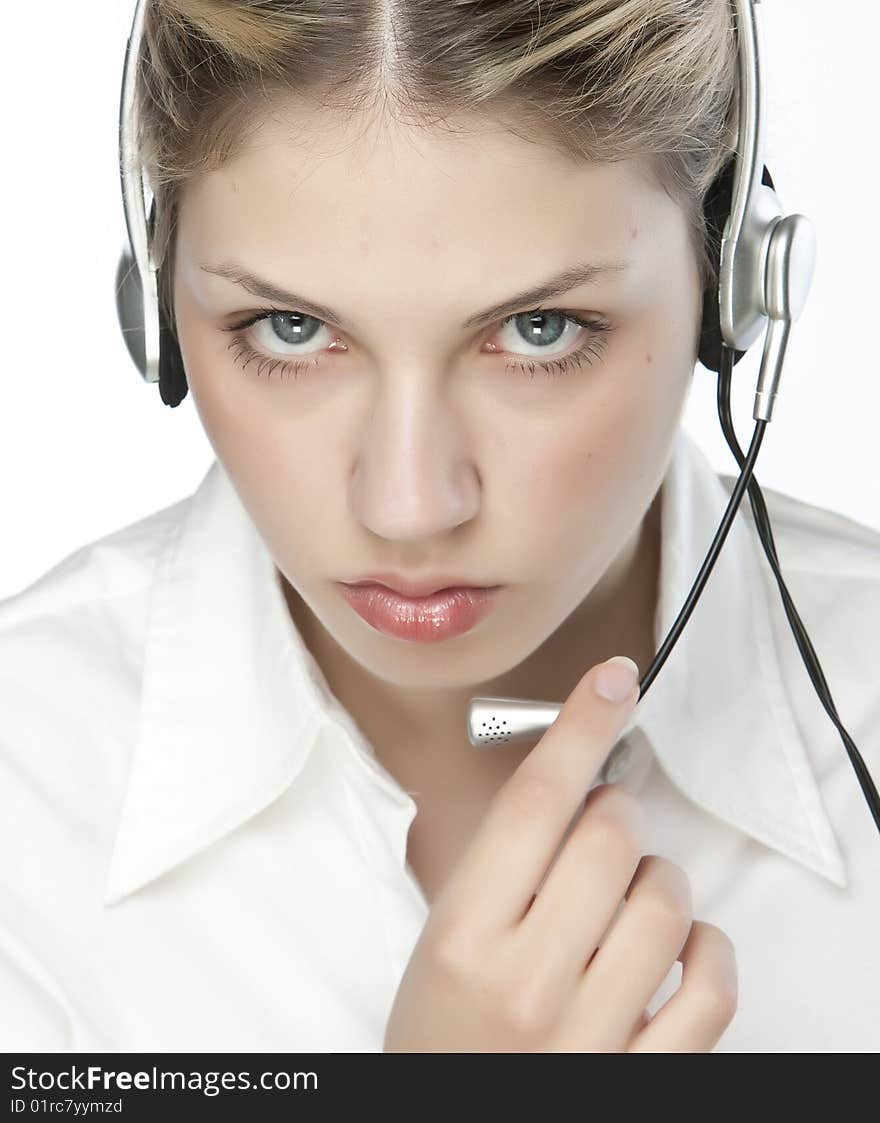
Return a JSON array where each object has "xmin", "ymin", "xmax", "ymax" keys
[{"xmin": 337, "ymin": 582, "xmax": 501, "ymax": 642}]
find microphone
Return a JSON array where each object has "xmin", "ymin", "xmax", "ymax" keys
[{"xmin": 467, "ymin": 696, "xmax": 564, "ymax": 748}]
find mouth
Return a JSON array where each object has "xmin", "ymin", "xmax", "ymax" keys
[
  {"xmin": 340, "ymin": 572, "xmax": 497, "ymax": 597},
  {"xmin": 336, "ymin": 581, "xmax": 502, "ymax": 643}
]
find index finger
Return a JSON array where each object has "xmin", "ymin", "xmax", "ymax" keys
[{"xmin": 437, "ymin": 656, "xmax": 642, "ymax": 935}]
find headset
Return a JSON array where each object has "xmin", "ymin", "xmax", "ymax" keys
[{"xmin": 115, "ymin": 0, "xmax": 880, "ymax": 836}]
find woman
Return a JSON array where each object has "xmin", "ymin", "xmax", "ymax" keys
[{"xmin": 1, "ymin": 0, "xmax": 878, "ymax": 1053}]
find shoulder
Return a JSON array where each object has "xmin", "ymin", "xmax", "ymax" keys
[
  {"xmin": 0, "ymin": 487, "xmax": 198, "ymax": 697},
  {"xmin": 0, "ymin": 491, "xmax": 191, "ymax": 634},
  {"xmin": 718, "ymin": 472, "xmax": 880, "ymax": 581},
  {"xmin": 0, "ymin": 485, "xmax": 194, "ymax": 682},
  {"xmin": 0, "ymin": 495, "xmax": 190, "ymax": 737},
  {"xmin": 716, "ymin": 474, "xmax": 880, "ymax": 759},
  {"xmin": 0, "ymin": 491, "xmax": 192, "ymax": 856},
  {"xmin": 723, "ymin": 477, "xmax": 880, "ymax": 798},
  {"xmin": 719, "ymin": 476, "xmax": 880, "ymax": 673}
]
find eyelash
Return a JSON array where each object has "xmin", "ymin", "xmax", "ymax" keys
[{"xmin": 223, "ymin": 307, "xmax": 614, "ymax": 383}]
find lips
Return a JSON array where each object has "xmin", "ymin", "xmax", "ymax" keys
[
  {"xmin": 337, "ymin": 581, "xmax": 501, "ymax": 642},
  {"xmin": 341, "ymin": 573, "xmax": 494, "ymax": 597}
]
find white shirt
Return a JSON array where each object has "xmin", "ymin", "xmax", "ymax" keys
[{"xmin": 1, "ymin": 428, "xmax": 879, "ymax": 1053}]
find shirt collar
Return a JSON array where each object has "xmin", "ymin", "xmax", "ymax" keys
[
  {"xmin": 103, "ymin": 431, "xmax": 847, "ymax": 906},
  {"xmin": 626, "ymin": 432, "xmax": 847, "ymax": 889}
]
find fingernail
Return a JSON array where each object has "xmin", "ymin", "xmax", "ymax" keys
[{"xmin": 593, "ymin": 656, "xmax": 640, "ymax": 704}]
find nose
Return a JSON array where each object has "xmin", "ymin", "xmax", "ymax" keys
[{"xmin": 348, "ymin": 376, "xmax": 481, "ymax": 541}]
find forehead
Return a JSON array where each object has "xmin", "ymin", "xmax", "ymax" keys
[{"xmin": 176, "ymin": 96, "xmax": 688, "ymax": 313}]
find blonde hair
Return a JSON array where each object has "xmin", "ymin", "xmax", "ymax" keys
[{"xmin": 134, "ymin": 0, "xmax": 740, "ymax": 334}]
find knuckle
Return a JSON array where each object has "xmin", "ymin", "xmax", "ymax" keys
[
  {"xmin": 586, "ymin": 781, "xmax": 642, "ymax": 820},
  {"xmin": 583, "ymin": 784, "xmax": 647, "ymax": 856},
  {"xmin": 697, "ymin": 919, "xmax": 739, "ymax": 996},
  {"xmin": 676, "ymin": 920, "xmax": 739, "ymax": 1028},
  {"xmin": 700, "ymin": 919, "xmax": 738, "ymax": 960},
  {"xmin": 690, "ymin": 974, "xmax": 739, "ymax": 1025},
  {"xmin": 640, "ymin": 887, "xmax": 690, "ymax": 937},
  {"xmin": 584, "ymin": 812, "xmax": 642, "ymax": 871},
  {"xmin": 632, "ymin": 856, "xmax": 693, "ymax": 935}
]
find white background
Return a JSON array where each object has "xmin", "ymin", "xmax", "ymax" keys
[{"xmin": 1, "ymin": 0, "xmax": 877, "ymax": 600}]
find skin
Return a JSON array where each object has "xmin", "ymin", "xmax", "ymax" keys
[{"xmin": 171, "ymin": 95, "xmax": 703, "ymax": 902}]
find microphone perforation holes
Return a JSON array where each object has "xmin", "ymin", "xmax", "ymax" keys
[{"xmin": 481, "ymin": 714, "xmax": 510, "ymax": 744}]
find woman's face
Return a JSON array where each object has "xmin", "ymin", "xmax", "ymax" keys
[{"xmin": 172, "ymin": 97, "xmax": 703, "ymax": 693}]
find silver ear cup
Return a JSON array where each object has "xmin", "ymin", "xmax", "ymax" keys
[
  {"xmin": 752, "ymin": 212, "xmax": 816, "ymax": 422},
  {"xmin": 115, "ymin": 247, "xmax": 147, "ymax": 377},
  {"xmin": 467, "ymin": 697, "xmax": 564, "ymax": 748}
]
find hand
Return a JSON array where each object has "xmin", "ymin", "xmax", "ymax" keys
[{"xmin": 383, "ymin": 656, "xmax": 738, "ymax": 1052}]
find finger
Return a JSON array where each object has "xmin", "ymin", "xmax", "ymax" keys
[
  {"xmin": 556, "ymin": 855, "xmax": 693, "ymax": 1051},
  {"xmin": 435, "ymin": 657, "xmax": 641, "ymax": 938},
  {"xmin": 538, "ymin": 854, "xmax": 688, "ymax": 1051},
  {"xmin": 627, "ymin": 921, "xmax": 738, "ymax": 1053},
  {"xmin": 508, "ymin": 785, "xmax": 646, "ymax": 1003}
]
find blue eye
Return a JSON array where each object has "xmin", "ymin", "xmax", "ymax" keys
[
  {"xmin": 498, "ymin": 310, "xmax": 614, "ymax": 380},
  {"xmin": 223, "ymin": 306, "xmax": 614, "ymax": 383},
  {"xmin": 257, "ymin": 310, "xmax": 325, "ymax": 347}
]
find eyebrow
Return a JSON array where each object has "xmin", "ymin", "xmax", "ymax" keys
[{"xmin": 199, "ymin": 256, "xmax": 633, "ymax": 332}]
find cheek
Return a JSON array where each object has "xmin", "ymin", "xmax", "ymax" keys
[
  {"xmin": 215, "ymin": 420, "xmax": 334, "ymax": 581},
  {"xmin": 177, "ymin": 319, "xmax": 336, "ymax": 564},
  {"xmin": 177, "ymin": 300, "xmax": 318, "ymax": 476},
  {"xmin": 507, "ymin": 343, "xmax": 687, "ymax": 566}
]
